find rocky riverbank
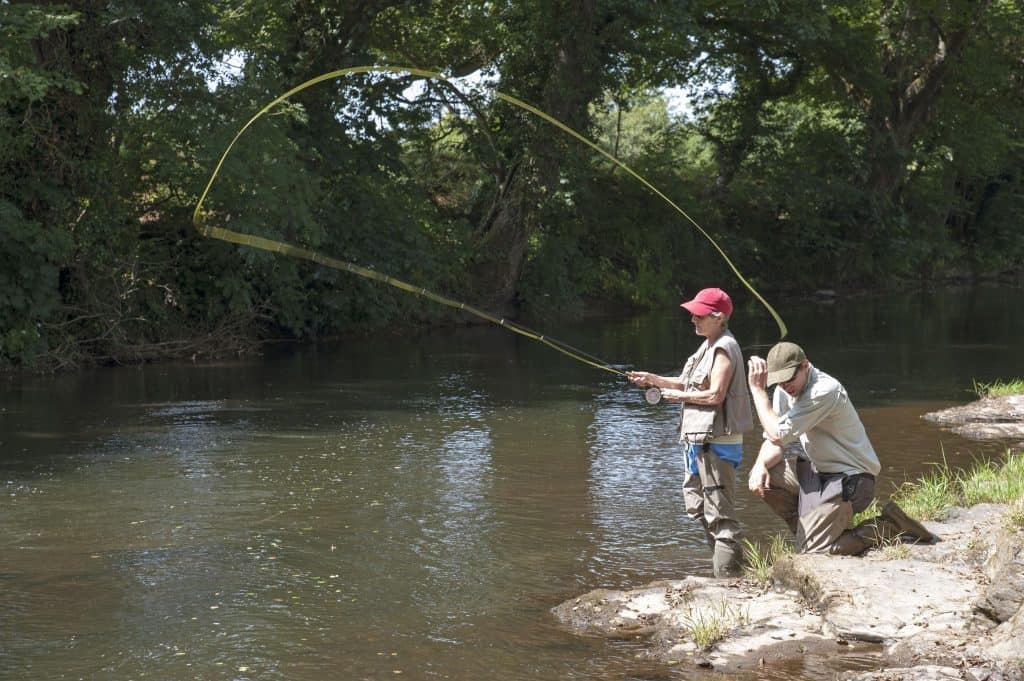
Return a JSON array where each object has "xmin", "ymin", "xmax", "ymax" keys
[
  {"xmin": 922, "ymin": 394, "xmax": 1024, "ymax": 445},
  {"xmin": 553, "ymin": 396, "xmax": 1024, "ymax": 680},
  {"xmin": 553, "ymin": 504, "xmax": 1023, "ymax": 679}
]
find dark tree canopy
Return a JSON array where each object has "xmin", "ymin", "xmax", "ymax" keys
[{"xmin": 1, "ymin": 0, "xmax": 1021, "ymax": 368}]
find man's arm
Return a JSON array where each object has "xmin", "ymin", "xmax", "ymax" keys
[
  {"xmin": 747, "ymin": 355, "xmax": 782, "ymax": 443},
  {"xmin": 746, "ymin": 355, "xmax": 786, "ymax": 496},
  {"xmin": 747, "ymin": 440, "xmax": 784, "ymax": 497}
]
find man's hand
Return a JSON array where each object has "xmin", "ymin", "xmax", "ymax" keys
[
  {"xmin": 748, "ymin": 461, "xmax": 770, "ymax": 498},
  {"xmin": 747, "ymin": 355, "xmax": 768, "ymax": 392}
]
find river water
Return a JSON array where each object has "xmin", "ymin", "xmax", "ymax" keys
[{"xmin": 1, "ymin": 286, "xmax": 1020, "ymax": 680}]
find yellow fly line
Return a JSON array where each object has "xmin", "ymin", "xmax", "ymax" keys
[{"xmin": 192, "ymin": 65, "xmax": 787, "ymax": 375}]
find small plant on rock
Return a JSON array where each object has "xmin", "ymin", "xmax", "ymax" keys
[
  {"xmin": 880, "ymin": 542, "xmax": 912, "ymax": 560},
  {"xmin": 681, "ymin": 598, "xmax": 750, "ymax": 651},
  {"xmin": 742, "ymin": 533, "xmax": 793, "ymax": 586},
  {"xmin": 1005, "ymin": 497, "xmax": 1024, "ymax": 530}
]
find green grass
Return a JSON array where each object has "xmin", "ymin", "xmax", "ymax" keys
[
  {"xmin": 880, "ymin": 542, "xmax": 912, "ymax": 560},
  {"xmin": 1006, "ymin": 498, "xmax": 1024, "ymax": 529},
  {"xmin": 681, "ymin": 598, "xmax": 750, "ymax": 651},
  {"xmin": 959, "ymin": 453, "xmax": 1024, "ymax": 506},
  {"xmin": 742, "ymin": 533, "xmax": 793, "ymax": 585},
  {"xmin": 890, "ymin": 457, "xmax": 959, "ymax": 521},
  {"xmin": 972, "ymin": 378, "xmax": 1024, "ymax": 398},
  {"xmin": 889, "ymin": 450, "xmax": 1024, "ymax": 521},
  {"xmin": 850, "ymin": 498, "xmax": 882, "ymax": 528}
]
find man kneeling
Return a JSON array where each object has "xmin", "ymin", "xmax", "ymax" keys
[{"xmin": 746, "ymin": 342, "xmax": 937, "ymax": 554}]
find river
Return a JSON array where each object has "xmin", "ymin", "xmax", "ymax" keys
[{"xmin": 1, "ymin": 286, "xmax": 1020, "ymax": 680}]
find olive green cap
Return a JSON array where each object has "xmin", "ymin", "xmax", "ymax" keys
[{"xmin": 766, "ymin": 342, "xmax": 806, "ymax": 386}]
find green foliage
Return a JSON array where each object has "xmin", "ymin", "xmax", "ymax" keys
[
  {"xmin": 890, "ymin": 450, "xmax": 1024, "ymax": 521},
  {"xmin": 972, "ymin": 378, "xmax": 1024, "ymax": 398},
  {"xmin": 680, "ymin": 598, "xmax": 750, "ymax": 651},
  {"xmin": 0, "ymin": 202, "xmax": 71, "ymax": 363},
  {"xmin": 742, "ymin": 533, "xmax": 793, "ymax": 586},
  {"xmin": 0, "ymin": 6, "xmax": 81, "ymax": 365},
  {"xmin": 1, "ymin": 0, "xmax": 1022, "ymax": 368}
]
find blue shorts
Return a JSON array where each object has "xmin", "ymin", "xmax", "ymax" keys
[{"xmin": 685, "ymin": 442, "xmax": 742, "ymax": 475}]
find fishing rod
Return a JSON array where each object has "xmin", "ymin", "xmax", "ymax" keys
[
  {"xmin": 192, "ymin": 216, "xmax": 625, "ymax": 377},
  {"xmin": 193, "ymin": 65, "xmax": 786, "ymax": 392}
]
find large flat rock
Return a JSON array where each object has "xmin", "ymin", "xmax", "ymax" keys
[{"xmin": 552, "ymin": 503, "xmax": 1024, "ymax": 679}]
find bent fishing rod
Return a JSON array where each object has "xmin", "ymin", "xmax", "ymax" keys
[{"xmin": 193, "ymin": 66, "xmax": 786, "ymax": 397}]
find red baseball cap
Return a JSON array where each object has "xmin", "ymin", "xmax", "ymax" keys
[{"xmin": 680, "ymin": 288, "xmax": 733, "ymax": 316}]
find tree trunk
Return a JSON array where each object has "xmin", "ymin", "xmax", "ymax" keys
[
  {"xmin": 865, "ymin": 2, "xmax": 990, "ymax": 204},
  {"xmin": 472, "ymin": 0, "xmax": 600, "ymax": 312}
]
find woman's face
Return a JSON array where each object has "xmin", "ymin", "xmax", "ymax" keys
[{"xmin": 691, "ymin": 313, "xmax": 724, "ymax": 337}]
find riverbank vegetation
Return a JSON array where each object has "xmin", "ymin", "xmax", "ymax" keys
[
  {"xmin": 892, "ymin": 450, "xmax": 1024, "ymax": 522},
  {"xmin": 973, "ymin": 379, "xmax": 1024, "ymax": 398},
  {"xmin": 742, "ymin": 533, "xmax": 793, "ymax": 585},
  {"xmin": 3, "ymin": 1, "xmax": 1023, "ymax": 369}
]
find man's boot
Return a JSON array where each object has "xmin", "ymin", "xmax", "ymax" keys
[
  {"xmin": 832, "ymin": 516, "xmax": 902, "ymax": 554},
  {"xmin": 881, "ymin": 501, "xmax": 940, "ymax": 544}
]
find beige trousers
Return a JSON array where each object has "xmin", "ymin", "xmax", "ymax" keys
[
  {"xmin": 761, "ymin": 456, "xmax": 875, "ymax": 555},
  {"xmin": 683, "ymin": 447, "xmax": 741, "ymax": 575}
]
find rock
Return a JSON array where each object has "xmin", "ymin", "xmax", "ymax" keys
[
  {"xmin": 841, "ymin": 665, "xmax": 963, "ymax": 680},
  {"xmin": 977, "ymin": 524, "xmax": 1024, "ymax": 623},
  {"xmin": 773, "ymin": 550, "xmax": 989, "ymax": 645},
  {"xmin": 922, "ymin": 394, "xmax": 1024, "ymax": 443},
  {"xmin": 985, "ymin": 603, "xmax": 1024, "ymax": 663},
  {"xmin": 552, "ymin": 503, "xmax": 1022, "ymax": 678}
]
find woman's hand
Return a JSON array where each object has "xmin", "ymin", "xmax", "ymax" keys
[
  {"xmin": 659, "ymin": 388, "xmax": 685, "ymax": 403},
  {"xmin": 626, "ymin": 370, "xmax": 652, "ymax": 387}
]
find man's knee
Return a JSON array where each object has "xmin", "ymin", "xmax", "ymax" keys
[{"xmin": 797, "ymin": 500, "xmax": 853, "ymax": 553}]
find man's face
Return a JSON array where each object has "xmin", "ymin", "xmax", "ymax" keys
[{"xmin": 778, "ymin": 361, "xmax": 809, "ymax": 397}]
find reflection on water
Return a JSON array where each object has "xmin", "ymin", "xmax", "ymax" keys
[
  {"xmin": 1, "ymin": 286, "xmax": 1022, "ymax": 680},
  {"xmin": 587, "ymin": 390, "xmax": 705, "ymax": 583}
]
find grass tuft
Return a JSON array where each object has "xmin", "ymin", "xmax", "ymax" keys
[
  {"xmin": 959, "ymin": 453, "xmax": 1024, "ymax": 506},
  {"xmin": 890, "ymin": 456, "xmax": 958, "ymax": 521},
  {"xmin": 681, "ymin": 598, "xmax": 750, "ymax": 651},
  {"xmin": 850, "ymin": 498, "xmax": 882, "ymax": 528},
  {"xmin": 972, "ymin": 378, "xmax": 1024, "ymax": 398},
  {"xmin": 881, "ymin": 542, "xmax": 912, "ymax": 560},
  {"xmin": 742, "ymin": 533, "xmax": 793, "ymax": 585},
  {"xmin": 1005, "ymin": 498, "xmax": 1024, "ymax": 530},
  {"xmin": 889, "ymin": 450, "xmax": 1024, "ymax": 521}
]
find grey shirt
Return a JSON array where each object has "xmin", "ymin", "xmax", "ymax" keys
[{"xmin": 771, "ymin": 365, "xmax": 881, "ymax": 477}]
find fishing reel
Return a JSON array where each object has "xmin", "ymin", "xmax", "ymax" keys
[{"xmin": 644, "ymin": 387, "xmax": 663, "ymax": 405}]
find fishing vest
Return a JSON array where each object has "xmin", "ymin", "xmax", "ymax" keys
[{"xmin": 678, "ymin": 330, "xmax": 754, "ymax": 444}]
